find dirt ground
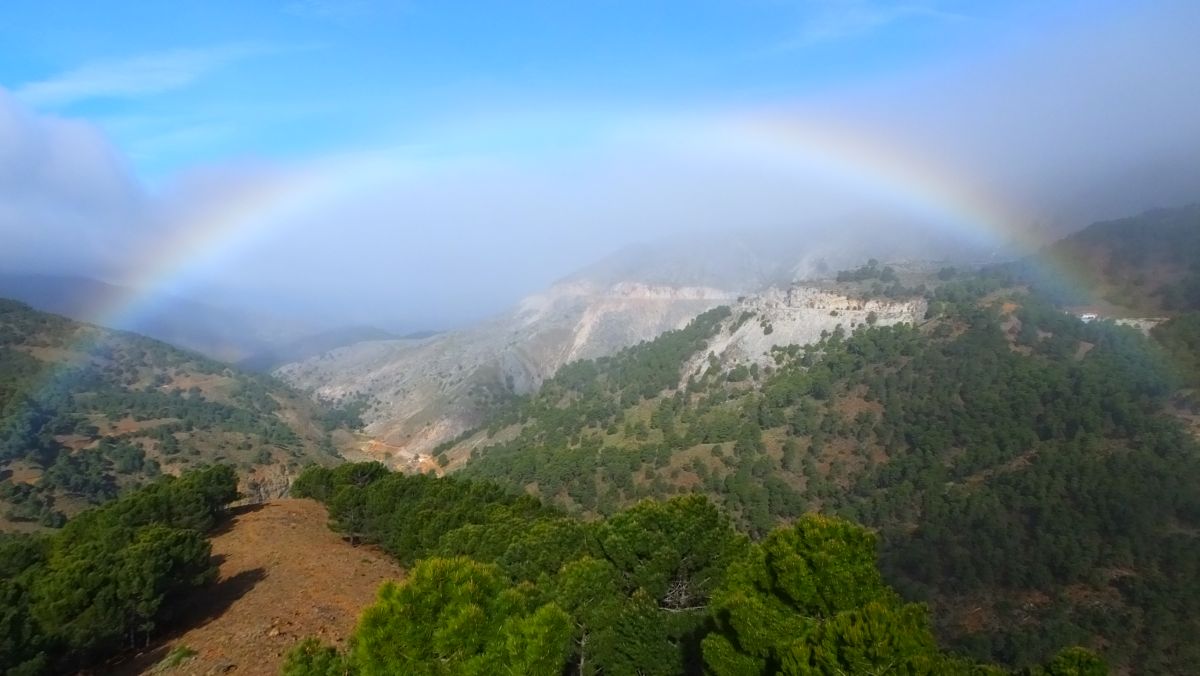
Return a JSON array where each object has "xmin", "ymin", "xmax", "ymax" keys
[{"xmin": 101, "ymin": 499, "xmax": 403, "ymax": 676}]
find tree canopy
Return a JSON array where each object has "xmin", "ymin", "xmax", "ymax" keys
[
  {"xmin": 285, "ymin": 464, "xmax": 1102, "ymax": 675},
  {"xmin": 446, "ymin": 267, "xmax": 1198, "ymax": 671},
  {"xmin": 0, "ymin": 465, "xmax": 238, "ymax": 675}
]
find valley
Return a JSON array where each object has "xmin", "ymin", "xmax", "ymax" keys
[{"xmin": 277, "ymin": 280, "xmax": 738, "ymax": 468}]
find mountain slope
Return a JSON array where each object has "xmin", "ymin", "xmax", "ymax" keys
[
  {"xmin": 0, "ymin": 299, "xmax": 349, "ymax": 528},
  {"xmin": 447, "ymin": 267, "xmax": 1199, "ymax": 672},
  {"xmin": 274, "ymin": 220, "xmax": 1000, "ymax": 469},
  {"xmin": 435, "ymin": 279, "xmax": 926, "ymax": 473},
  {"xmin": 276, "ymin": 281, "xmax": 736, "ymax": 468},
  {"xmin": 284, "ymin": 463, "xmax": 1100, "ymax": 675},
  {"xmin": 1031, "ymin": 204, "xmax": 1200, "ymax": 314}
]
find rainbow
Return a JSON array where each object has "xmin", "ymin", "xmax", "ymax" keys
[
  {"xmin": 86, "ymin": 152, "xmax": 419, "ymax": 334},
  {"xmin": 4, "ymin": 110, "xmax": 1093, "ymax": 442},
  {"xmin": 91, "ymin": 111, "xmax": 1053, "ymax": 332},
  {"xmin": 704, "ymin": 111, "xmax": 1041, "ymax": 254}
]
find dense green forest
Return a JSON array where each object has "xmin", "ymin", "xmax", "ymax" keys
[
  {"xmin": 0, "ymin": 299, "xmax": 349, "ymax": 527},
  {"xmin": 441, "ymin": 261, "xmax": 1200, "ymax": 671},
  {"xmin": 0, "ymin": 465, "xmax": 238, "ymax": 675},
  {"xmin": 286, "ymin": 463, "xmax": 1102, "ymax": 675}
]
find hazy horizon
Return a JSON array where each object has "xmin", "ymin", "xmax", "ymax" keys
[{"xmin": 3, "ymin": 0, "xmax": 1199, "ymax": 330}]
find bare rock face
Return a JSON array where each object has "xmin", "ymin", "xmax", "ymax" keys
[
  {"xmin": 275, "ymin": 281, "xmax": 736, "ymax": 467},
  {"xmin": 680, "ymin": 286, "xmax": 927, "ymax": 380}
]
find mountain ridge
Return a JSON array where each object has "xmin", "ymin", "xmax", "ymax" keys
[{"xmin": 0, "ymin": 273, "xmax": 308, "ymax": 363}]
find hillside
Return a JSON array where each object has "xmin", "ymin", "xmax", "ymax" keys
[
  {"xmin": 276, "ymin": 280, "xmax": 736, "ymax": 468},
  {"xmin": 0, "ymin": 299, "xmax": 349, "ymax": 529},
  {"xmin": 106, "ymin": 499, "xmax": 403, "ymax": 676},
  {"xmin": 443, "ymin": 266, "xmax": 1200, "ymax": 672},
  {"xmin": 1030, "ymin": 205, "xmax": 1200, "ymax": 315},
  {"xmin": 283, "ymin": 463, "xmax": 1102, "ymax": 675},
  {"xmin": 272, "ymin": 216, "xmax": 995, "ymax": 470}
]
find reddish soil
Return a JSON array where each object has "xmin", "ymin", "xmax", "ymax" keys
[
  {"xmin": 365, "ymin": 438, "xmax": 442, "ymax": 474},
  {"xmin": 103, "ymin": 500, "xmax": 403, "ymax": 676},
  {"xmin": 166, "ymin": 373, "xmax": 229, "ymax": 399},
  {"xmin": 93, "ymin": 416, "xmax": 175, "ymax": 436},
  {"xmin": 5, "ymin": 460, "xmax": 43, "ymax": 485},
  {"xmin": 833, "ymin": 387, "xmax": 884, "ymax": 420}
]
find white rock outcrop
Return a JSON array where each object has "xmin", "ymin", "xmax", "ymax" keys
[{"xmin": 682, "ymin": 286, "xmax": 926, "ymax": 380}]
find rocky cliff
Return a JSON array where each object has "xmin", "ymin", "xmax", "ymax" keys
[{"xmin": 681, "ymin": 286, "xmax": 927, "ymax": 380}]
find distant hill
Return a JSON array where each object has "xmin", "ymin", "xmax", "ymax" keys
[
  {"xmin": 0, "ymin": 273, "xmax": 406, "ymax": 369},
  {"xmin": 0, "ymin": 298, "xmax": 351, "ymax": 529},
  {"xmin": 236, "ymin": 325, "xmax": 402, "ymax": 372},
  {"xmin": 1031, "ymin": 204, "xmax": 1200, "ymax": 314},
  {"xmin": 272, "ymin": 219, "xmax": 1015, "ymax": 466},
  {"xmin": 0, "ymin": 273, "xmax": 315, "ymax": 362}
]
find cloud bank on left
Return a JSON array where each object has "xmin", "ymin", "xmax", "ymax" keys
[{"xmin": 0, "ymin": 88, "xmax": 146, "ymax": 278}]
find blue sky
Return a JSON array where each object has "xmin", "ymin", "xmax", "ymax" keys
[
  {"xmin": 0, "ymin": 0, "xmax": 1115, "ymax": 179},
  {"xmin": 1, "ymin": 1, "xmax": 1197, "ymax": 329}
]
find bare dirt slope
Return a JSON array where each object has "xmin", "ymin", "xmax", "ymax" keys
[{"xmin": 103, "ymin": 500, "xmax": 403, "ymax": 676}]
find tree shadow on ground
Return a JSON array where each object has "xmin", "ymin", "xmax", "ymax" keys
[
  {"xmin": 99, "ymin": 565, "xmax": 268, "ymax": 675},
  {"xmin": 207, "ymin": 501, "xmax": 270, "ymax": 537}
]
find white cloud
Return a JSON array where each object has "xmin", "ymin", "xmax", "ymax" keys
[
  {"xmin": 779, "ymin": 1, "xmax": 964, "ymax": 49},
  {"xmin": 0, "ymin": 1, "xmax": 1197, "ymax": 329},
  {"xmin": 0, "ymin": 89, "xmax": 147, "ymax": 274},
  {"xmin": 807, "ymin": 0, "xmax": 1200, "ymax": 229},
  {"xmin": 15, "ymin": 44, "xmax": 271, "ymax": 108}
]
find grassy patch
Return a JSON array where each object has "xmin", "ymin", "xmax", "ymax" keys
[{"xmin": 152, "ymin": 645, "xmax": 198, "ymax": 673}]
